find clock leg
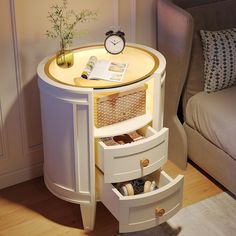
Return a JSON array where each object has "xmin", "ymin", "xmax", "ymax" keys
[{"xmin": 80, "ymin": 202, "xmax": 97, "ymax": 231}]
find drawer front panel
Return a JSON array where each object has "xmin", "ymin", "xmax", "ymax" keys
[
  {"xmin": 98, "ymin": 170, "xmax": 184, "ymax": 233},
  {"xmin": 97, "ymin": 127, "xmax": 168, "ymax": 183},
  {"xmin": 119, "ymin": 174, "xmax": 183, "ymax": 232}
]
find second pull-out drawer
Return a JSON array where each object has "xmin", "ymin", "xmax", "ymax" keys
[
  {"xmin": 96, "ymin": 127, "xmax": 168, "ymax": 183},
  {"xmin": 97, "ymin": 169, "xmax": 184, "ymax": 233}
]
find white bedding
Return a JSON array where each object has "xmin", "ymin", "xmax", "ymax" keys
[{"xmin": 185, "ymin": 85, "xmax": 236, "ymax": 160}]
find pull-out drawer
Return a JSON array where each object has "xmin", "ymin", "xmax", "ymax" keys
[
  {"xmin": 97, "ymin": 169, "xmax": 184, "ymax": 233},
  {"xmin": 96, "ymin": 127, "xmax": 168, "ymax": 183}
]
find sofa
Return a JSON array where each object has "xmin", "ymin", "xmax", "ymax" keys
[{"xmin": 157, "ymin": 0, "xmax": 236, "ymax": 195}]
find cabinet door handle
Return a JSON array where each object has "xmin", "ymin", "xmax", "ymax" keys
[
  {"xmin": 140, "ymin": 159, "xmax": 150, "ymax": 168},
  {"xmin": 155, "ymin": 207, "xmax": 165, "ymax": 217}
]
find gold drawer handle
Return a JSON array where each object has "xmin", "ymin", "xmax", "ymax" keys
[
  {"xmin": 140, "ymin": 159, "xmax": 149, "ymax": 168},
  {"xmin": 155, "ymin": 207, "xmax": 165, "ymax": 217}
]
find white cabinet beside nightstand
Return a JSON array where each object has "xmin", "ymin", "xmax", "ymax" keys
[{"xmin": 37, "ymin": 43, "xmax": 183, "ymax": 233}]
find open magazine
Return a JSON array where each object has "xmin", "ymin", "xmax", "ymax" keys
[{"xmin": 81, "ymin": 56, "xmax": 128, "ymax": 82}]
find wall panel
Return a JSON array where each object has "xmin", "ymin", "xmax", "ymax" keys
[
  {"xmin": 136, "ymin": 0, "xmax": 157, "ymax": 47},
  {"xmin": 14, "ymin": 0, "xmax": 115, "ymax": 152},
  {"xmin": 0, "ymin": 105, "xmax": 4, "ymax": 158},
  {"xmin": 0, "ymin": 0, "xmax": 24, "ymax": 179},
  {"xmin": 119, "ymin": 0, "xmax": 157, "ymax": 47},
  {"xmin": 119, "ymin": 0, "xmax": 133, "ymax": 42}
]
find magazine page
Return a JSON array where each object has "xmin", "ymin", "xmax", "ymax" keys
[
  {"xmin": 105, "ymin": 62, "xmax": 128, "ymax": 82},
  {"xmin": 81, "ymin": 56, "xmax": 128, "ymax": 82},
  {"xmin": 89, "ymin": 60, "xmax": 110, "ymax": 80}
]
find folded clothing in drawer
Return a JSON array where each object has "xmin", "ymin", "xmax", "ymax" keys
[{"xmin": 101, "ymin": 131, "xmax": 144, "ymax": 146}]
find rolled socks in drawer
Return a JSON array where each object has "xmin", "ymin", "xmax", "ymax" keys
[{"xmin": 114, "ymin": 177, "xmax": 158, "ymax": 196}]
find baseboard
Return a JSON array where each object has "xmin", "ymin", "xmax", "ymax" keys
[{"xmin": 0, "ymin": 163, "xmax": 43, "ymax": 189}]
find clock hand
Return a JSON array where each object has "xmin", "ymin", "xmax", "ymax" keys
[{"xmin": 113, "ymin": 40, "xmax": 121, "ymax": 45}]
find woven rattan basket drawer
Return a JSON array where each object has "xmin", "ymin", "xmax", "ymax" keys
[{"xmin": 94, "ymin": 85, "xmax": 147, "ymax": 128}]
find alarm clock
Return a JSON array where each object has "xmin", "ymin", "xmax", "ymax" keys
[{"xmin": 104, "ymin": 30, "xmax": 126, "ymax": 55}]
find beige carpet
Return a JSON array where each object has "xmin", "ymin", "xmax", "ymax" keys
[{"xmin": 122, "ymin": 192, "xmax": 236, "ymax": 236}]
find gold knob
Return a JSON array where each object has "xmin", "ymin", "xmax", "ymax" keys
[
  {"xmin": 140, "ymin": 159, "xmax": 150, "ymax": 168},
  {"xmin": 155, "ymin": 207, "xmax": 165, "ymax": 217}
]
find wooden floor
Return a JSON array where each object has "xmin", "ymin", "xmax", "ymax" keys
[
  {"xmin": 163, "ymin": 161, "xmax": 224, "ymax": 207},
  {"xmin": 0, "ymin": 161, "xmax": 224, "ymax": 236}
]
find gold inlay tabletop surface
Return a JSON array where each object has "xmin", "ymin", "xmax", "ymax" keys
[{"xmin": 45, "ymin": 44, "xmax": 159, "ymax": 89}]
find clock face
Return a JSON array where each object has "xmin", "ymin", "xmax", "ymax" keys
[{"xmin": 104, "ymin": 35, "xmax": 125, "ymax": 54}]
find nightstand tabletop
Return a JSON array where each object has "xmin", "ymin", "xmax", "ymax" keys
[{"xmin": 44, "ymin": 43, "xmax": 160, "ymax": 89}]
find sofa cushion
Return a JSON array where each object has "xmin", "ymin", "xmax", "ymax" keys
[
  {"xmin": 182, "ymin": 0, "xmax": 236, "ymax": 117},
  {"xmin": 185, "ymin": 85, "xmax": 236, "ymax": 160},
  {"xmin": 200, "ymin": 28, "xmax": 236, "ymax": 93}
]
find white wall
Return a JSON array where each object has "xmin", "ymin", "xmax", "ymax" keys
[
  {"xmin": 119, "ymin": 0, "xmax": 157, "ymax": 47},
  {"xmin": 136, "ymin": 0, "xmax": 157, "ymax": 47},
  {"xmin": 0, "ymin": 0, "xmax": 156, "ymax": 188}
]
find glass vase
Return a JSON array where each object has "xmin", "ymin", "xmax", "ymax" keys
[{"xmin": 56, "ymin": 46, "xmax": 74, "ymax": 68}]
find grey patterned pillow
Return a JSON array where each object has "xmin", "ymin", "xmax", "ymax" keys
[{"xmin": 200, "ymin": 28, "xmax": 236, "ymax": 93}]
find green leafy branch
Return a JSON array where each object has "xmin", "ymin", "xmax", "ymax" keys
[{"xmin": 46, "ymin": 0, "xmax": 97, "ymax": 50}]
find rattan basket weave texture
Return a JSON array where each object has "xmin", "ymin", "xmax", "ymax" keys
[{"xmin": 94, "ymin": 85, "xmax": 147, "ymax": 128}]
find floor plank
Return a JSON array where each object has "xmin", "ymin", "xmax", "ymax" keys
[
  {"xmin": 163, "ymin": 161, "xmax": 224, "ymax": 207},
  {"xmin": 0, "ymin": 161, "xmax": 224, "ymax": 235}
]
